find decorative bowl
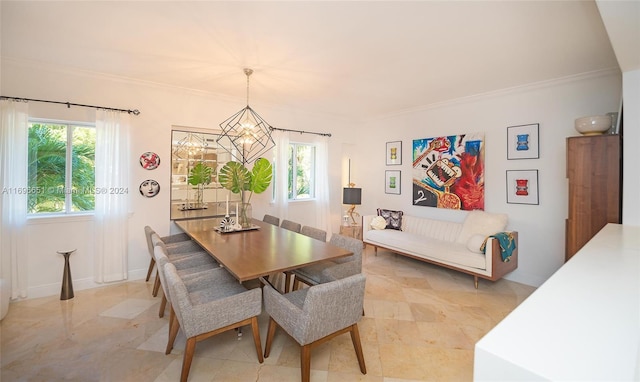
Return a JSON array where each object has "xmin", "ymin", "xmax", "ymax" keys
[{"xmin": 574, "ymin": 115, "xmax": 612, "ymax": 135}]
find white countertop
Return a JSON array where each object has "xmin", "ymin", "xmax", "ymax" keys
[{"xmin": 474, "ymin": 223, "xmax": 640, "ymax": 381}]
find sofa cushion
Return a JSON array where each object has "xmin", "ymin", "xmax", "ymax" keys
[
  {"xmin": 370, "ymin": 216, "xmax": 387, "ymax": 230},
  {"xmin": 402, "ymin": 215, "xmax": 461, "ymax": 242},
  {"xmin": 377, "ymin": 208, "xmax": 403, "ymax": 230},
  {"xmin": 364, "ymin": 229, "xmax": 486, "ymax": 270},
  {"xmin": 466, "ymin": 234, "xmax": 485, "ymax": 254},
  {"xmin": 456, "ymin": 211, "xmax": 508, "ymax": 244}
]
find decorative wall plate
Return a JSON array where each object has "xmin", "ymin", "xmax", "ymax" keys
[
  {"xmin": 139, "ymin": 179, "xmax": 160, "ymax": 197},
  {"xmin": 139, "ymin": 152, "xmax": 160, "ymax": 170}
]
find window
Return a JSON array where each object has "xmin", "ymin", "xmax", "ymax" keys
[
  {"xmin": 288, "ymin": 143, "xmax": 316, "ymax": 200},
  {"xmin": 27, "ymin": 120, "xmax": 96, "ymax": 214}
]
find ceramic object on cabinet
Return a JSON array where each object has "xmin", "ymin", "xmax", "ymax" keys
[{"xmin": 574, "ymin": 115, "xmax": 612, "ymax": 135}]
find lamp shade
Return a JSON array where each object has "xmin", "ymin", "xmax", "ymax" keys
[{"xmin": 343, "ymin": 187, "xmax": 362, "ymax": 205}]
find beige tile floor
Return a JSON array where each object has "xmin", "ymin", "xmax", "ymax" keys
[{"xmin": 0, "ymin": 246, "xmax": 535, "ymax": 382}]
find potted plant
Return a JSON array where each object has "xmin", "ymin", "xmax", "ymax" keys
[
  {"xmin": 187, "ymin": 161, "xmax": 214, "ymax": 208},
  {"xmin": 218, "ymin": 158, "xmax": 272, "ymax": 228}
]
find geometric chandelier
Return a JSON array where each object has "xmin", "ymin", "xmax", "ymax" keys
[{"xmin": 217, "ymin": 68, "xmax": 276, "ymax": 164}]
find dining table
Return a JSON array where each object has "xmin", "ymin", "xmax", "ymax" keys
[{"xmin": 174, "ymin": 218, "xmax": 352, "ymax": 282}]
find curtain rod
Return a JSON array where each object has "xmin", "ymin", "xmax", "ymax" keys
[
  {"xmin": 0, "ymin": 96, "xmax": 141, "ymax": 115},
  {"xmin": 270, "ymin": 126, "xmax": 331, "ymax": 137}
]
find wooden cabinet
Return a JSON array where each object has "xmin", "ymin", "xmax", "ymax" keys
[{"xmin": 565, "ymin": 134, "xmax": 621, "ymax": 261}]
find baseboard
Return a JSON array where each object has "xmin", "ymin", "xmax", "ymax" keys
[{"xmin": 24, "ymin": 268, "xmax": 148, "ymax": 300}]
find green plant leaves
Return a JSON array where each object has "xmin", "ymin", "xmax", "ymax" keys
[
  {"xmin": 250, "ymin": 158, "xmax": 273, "ymax": 194},
  {"xmin": 187, "ymin": 162, "xmax": 213, "ymax": 186},
  {"xmin": 218, "ymin": 161, "xmax": 251, "ymax": 193},
  {"xmin": 218, "ymin": 158, "xmax": 272, "ymax": 195}
]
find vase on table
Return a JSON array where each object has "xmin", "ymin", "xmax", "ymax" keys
[
  {"xmin": 196, "ymin": 184, "xmax": 205, "ymax": 207},
  {"xmin": 238, "ymin": 202, "xmax": 252, "ymax": 228}
]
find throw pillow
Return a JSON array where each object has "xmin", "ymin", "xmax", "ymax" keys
[
  {"xmin": 466, "ymin": 234, "xmax": 485, "ymax": 254},
  {"xmin": 457, "ymin": 210, "xmax": 508, "ymax": 244},
  {"xmin": 377, "ymin": 208, "xmax": 403, "ymax": 230},
  {"xmin": 370, "ymin": 216, "xmax": 387, "ymax": 230}
]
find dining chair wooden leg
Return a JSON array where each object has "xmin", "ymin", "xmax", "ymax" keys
[
  {"xmin": 250, "ymin": 316, "xmax": 264, "ymax": 363},
  {"xmin": 292, "ymin": 278, "xmax": 302, "ymax": 291},
  {"xmin": 152, "ymin": 273, "xmax": 161, "ymax": 297},
  {"xmin": 166, "ymin": 308, "xmax": 180, "ymax": 355},
  {"xmin": 168, "ymin": 305, "xmax": 175, "ymax": 337},
  {"xmin": 145, "ymin": 258, "xmax": 155, "ymax": 282},
  {"xmin": 301, "ymin": 344, "xmax": 312, "ymax": 382},
  {"xmin": 264, "ymin": 318, "xmax": 278, "ymax": 358},
  {"xmin": 180, "ymin": 337, "xmax": 197, "ymax": 382},
  {"xmin": 350, "ymin": 324, "xmax": 367, "ymax": 374},
  {"xmin": 159, "ymin": 293, "xmax": 167, "ymax": 318},
  {"xmin": 284, "ymin": 272, "xmax": 292, "ymax": 293}
]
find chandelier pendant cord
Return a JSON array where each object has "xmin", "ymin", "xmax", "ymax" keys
[{"xmin": 244, "ymin": 68, "xmax": 253, "ymax": 107}]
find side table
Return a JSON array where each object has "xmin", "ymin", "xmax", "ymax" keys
[{"xmin": 339, "ymin": 224, "xmax": 363, "ymax": 243}]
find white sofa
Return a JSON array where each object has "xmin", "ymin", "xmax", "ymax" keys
[{"xmin": 363, "ymin": 211, "xmax": 518, "ymax": 288}]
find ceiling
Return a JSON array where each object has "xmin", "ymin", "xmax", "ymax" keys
[{"xmin": 1, "ymin": 1, "xmax": 621, "ymax": 121}]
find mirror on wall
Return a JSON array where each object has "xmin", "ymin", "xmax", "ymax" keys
[{"xmin": 170, "ymin": 128, "xmax": 240, "ymax": 220}]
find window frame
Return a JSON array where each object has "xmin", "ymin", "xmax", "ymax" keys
[
  {"xmin": 27, "ymin": 118, "xmax": 96, "ymax": 217},
  {"xmin": 288, "ymin": 142, "xmax": 316, "ymax": 201}
]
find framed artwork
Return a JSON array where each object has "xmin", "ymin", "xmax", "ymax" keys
[
  {"xmin": 507, "ymin": 123, "xmax": 539, "ymax": 160},
  {"xmin": 412, "ymin": 133, "xmax": 485, "ymax": 210},
  {"xmin": 139, "ymin": 179, "xmax": 160, "ymax": 197},
  {"xmin": 139, "ymin": 151, "xmax": 160, "ymax": 170},
  {"xmin": 506, "ymin": 170, "xmax": 539, "ymax": 205},
  {"xmin": 386, "ymin": 141, "xmax": 402, "ymax": 165},
  {"xmin": 385, "ymin": 170, "xmax": 401, "ymax": 194}
]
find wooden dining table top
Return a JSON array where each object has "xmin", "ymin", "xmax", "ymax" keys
[{"xmin": 174, "ymin": 218, "xmax": 352, "ymax": 282}]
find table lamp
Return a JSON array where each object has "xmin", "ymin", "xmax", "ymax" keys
[
  {"xmin": 343, "ymin": 185, "xmax": 362, "ymax": 225},
  {"xmin": 343, "ymin": 158, "xmax": 362, "ymax": 225}
]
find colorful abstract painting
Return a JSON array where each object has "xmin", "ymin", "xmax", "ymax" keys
[{"xmin": 412, "ymin": 133, "xmax": 485, "ymax": 210}]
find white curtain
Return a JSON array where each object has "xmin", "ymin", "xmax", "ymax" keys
[
  {"xmin": 273, "ymin": 130, "xmax": 290, "ymax": 220},
  {"xmin": 0, "ymin": 99, "xmax": 29, "ymax": 299},
  {"xmin": 312, "ymin": 134, "xmax": 332, "ymax": 239},
  {"xmin": 94, "ymin": 110, "xmax": 130, "ymax": 283},
  {"xmin": 272, "ymin": 130, "xmax": 332, "ymax": 238}
]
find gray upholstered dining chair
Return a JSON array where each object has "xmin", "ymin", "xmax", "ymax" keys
[
  {"xmin": 164, "ymin": 262, "xmax": 264, "ymax": 382},
  {"xmin": 300, "ymin": 226, "xmax": 327, "ymax": 242},
  {"xmin": 262, "ymin": 273, "xmax": 367, "ymax": 382},
  {"xmin": 284, "ymin": 226, "xmax": 328, "ymax": 292},
  {"xmin": 144, "ymin": 226, "xmax": 199, "ymax": 282},
  {"xmin": 280, "ymin": 219, "xmax": 302, "ymax": 233},
  {"xmin": 263, "ymin": 214, "xmax": 280, "ymax": 226},
  {"xmin": 149, "ymin": 232, "xmax": 218, "ymax": 298},
  {"xmin": 153, "ymin": 244, "xmax": 223, "ymax": 318},
  {"xmin": 291, "ymin": 233, "xmax": 363, "ymax": 291}
]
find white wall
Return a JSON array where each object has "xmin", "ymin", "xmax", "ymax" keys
[
  {"xmin": 355, "ymin": 70, "xmax": 622, "ymax": 286},
  {"xmin": 1, "ymin": 59, "xmax": 625, "ymax": 296},
  {"xmin": 2, "ymin": 59, "xmax": 356, "ymax": 298},
  {"xmin": 622, "ymin": 69, "xmax": 640, "ymax": 225}
]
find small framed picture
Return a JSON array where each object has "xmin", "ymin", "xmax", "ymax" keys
[
  {"xmin": 386, "ymin": 141, "xmax": 402, "ymax": 165},
  {"xmin": 506, "ymin": 170, "xmax": 538, "ymax": 205},
  {"xmin": 385, "ymin": 170, "xmax": 401, "ymax": 194},
  {"xmin": 507, "ymin": 124, "xmax": 539, "ymax": 160}
]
